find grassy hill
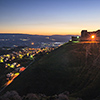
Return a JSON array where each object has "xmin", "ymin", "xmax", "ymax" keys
[{"xmin": 2, "ymin": 42, "xmax": 100, "ymax": 100}]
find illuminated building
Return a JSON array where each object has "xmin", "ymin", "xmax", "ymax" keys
[
  {"xmin": 80, "ymin": 30, "xmax": 100, "ymax": 41},
  {"xmin": 71, "ymin": 29, "xmax": 100, "ymax": 42}
]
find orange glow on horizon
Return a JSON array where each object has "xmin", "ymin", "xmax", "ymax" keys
[
  {"xmin": 0, "ymin": 27, "xmax": 80, "ymax": 35},
  {"xmin": 0, "ymin": 31, "xmax": 79, "ymax": 36}
]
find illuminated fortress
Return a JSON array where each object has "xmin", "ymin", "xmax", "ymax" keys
[
  {"xmin": 72, "ymin": 30, "xmax": 100, "ymax": 41},
  {"xmin": 80, "ymin": 30, "xmax": 100, "ymax": 41}
]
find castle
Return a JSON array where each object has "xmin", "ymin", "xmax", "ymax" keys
[
  {"xmin": 81, "ymin": 30, "xmax": 100, "ymax": 41},
  {"xmin": 72, "ymin": 30, "xmax": 100, "ymax": 41}
]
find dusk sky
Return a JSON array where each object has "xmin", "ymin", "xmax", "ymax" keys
[{"xmin": 0, "ymin": 0, "xmax": 100, "ymax": 35}]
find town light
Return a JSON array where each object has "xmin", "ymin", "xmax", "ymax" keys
[{"xmin": 31, "ymin": 42, "xmax": 34, "ymax": 45}]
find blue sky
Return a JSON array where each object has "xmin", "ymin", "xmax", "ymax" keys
[{"xmin": 0, "ymin": 0, "xmax": 100, "ymax": 35}]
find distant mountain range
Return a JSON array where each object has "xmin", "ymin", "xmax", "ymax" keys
[{"xmin": 0, "ymin": 34, "xmax": 72, "ymax": 47}]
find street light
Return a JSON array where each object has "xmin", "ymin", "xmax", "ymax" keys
[{"xmin": 91, "ymin": 35, "xmax": 95, "ymax": 39}]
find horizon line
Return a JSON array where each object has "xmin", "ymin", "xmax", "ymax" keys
[{"xmin": 0, "ymin": 33, "xmax": 79, "ymax": 36}]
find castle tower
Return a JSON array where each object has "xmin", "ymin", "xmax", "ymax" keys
[{"xmin": 81, "ymin": 30, "xmax": 87, "ymax": 37}]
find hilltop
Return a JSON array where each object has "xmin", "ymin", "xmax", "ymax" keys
[{"xmin": 2, "ymin": 42, "xmax": 100, "ymax": 100}]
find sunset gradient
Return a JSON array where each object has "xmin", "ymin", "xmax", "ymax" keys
[{"xmin": 0, "ymin": 0, "xmax": 100, "ymax": 35}]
